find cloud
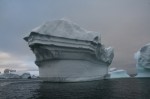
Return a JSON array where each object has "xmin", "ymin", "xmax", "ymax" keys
[
  {"xmin": 0, "ymin": 52, "xmax": 11, "ymax": 60},
  {"xmin": 0, "ymin": 51, "xmax": 38, "ymax": 72}
]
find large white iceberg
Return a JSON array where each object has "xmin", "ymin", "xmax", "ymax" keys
[
  {"xmin": 135, "ymin": 43, "xmax": 150, "ymax": 77},
  {"xmin": 108, "ymin": 68, "xmax": 130, "ymax": 78},
  {"xmin": 24, "ymin": 19, "xmax": 114, "ymax": 82}
]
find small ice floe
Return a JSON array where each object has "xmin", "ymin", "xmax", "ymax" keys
[{"xmin": 108, "ymin": 68, "xmax": 130, "ymax": 78}]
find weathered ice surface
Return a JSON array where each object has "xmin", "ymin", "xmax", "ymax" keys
[
  {"xmin": 24, "ymin": 19, "xmax": 114, "ymax": 82},
  {"xmin": 135, "ymin": 43, "xmax": 150, "ymax": 77}
]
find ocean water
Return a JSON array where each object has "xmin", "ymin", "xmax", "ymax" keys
[{"xmin": 0, "ymin": 78, "xmax": 150, "ymax": 99}]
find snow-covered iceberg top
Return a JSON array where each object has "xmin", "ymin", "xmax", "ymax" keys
[
  {"xmin": 135, "ymin": 43, "xmax": 150, "ymax": 77},
  {"xmin": 24, "ymin": 19, "xmax": 101, "ymax": 42}
]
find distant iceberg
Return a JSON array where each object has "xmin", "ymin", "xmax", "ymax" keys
[
  {"xmin": 0, "ymin": 70, "xmax": 39, "ymax": 79},
  {"xmin": 109, "ymin": 68, "xmax": 130, "ymax": 78},
  {"xmin": 21, "ymin": 73, "xmax": 31, "ymax": 79},
  {"xmin": 12, "ymin": 70, "xmax": 39, "ymax": 76},
  {"xmin": 135, "ymin": 43, "xmax": 150, "ymax": 77},
  {"xmin": 0, "ymin": 73, "xmax": 20, "ymax": 79}
]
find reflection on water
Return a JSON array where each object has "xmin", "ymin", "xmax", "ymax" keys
[{"xmin": 0, "ymin": 78, "xmax": 150, "ymax": 99}]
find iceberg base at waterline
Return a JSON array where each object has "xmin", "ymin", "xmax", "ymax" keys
[{"xmin": 38, "ymin": 60, "xmax": 108, "ymax": 82}]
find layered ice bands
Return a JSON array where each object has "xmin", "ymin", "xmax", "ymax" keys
[
  {"xmin": 24, "ymin": 19, "xmax": 114, "ymax": 82},
  {"xmin": 135, "ymin": 43, "xmax": 150, "ymax": 77}
]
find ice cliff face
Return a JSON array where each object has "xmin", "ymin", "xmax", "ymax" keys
[
  {"xmin": 24, "ymin": 19, "xmax": 114, "ymax": 82},
  {"xmin": 135, "ymin": 43, "xmax": 150, "ymax": 77}
]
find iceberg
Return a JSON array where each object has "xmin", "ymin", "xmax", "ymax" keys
[
  {"xmin": 0, "ymin": 73, "xmax": 20, "ymax": 79},
  {"xmin": 108, "ymin": 68, "xmax": 130, "ymax": 78},
  {"xmin": 21, "ymin": 73, "xmax": 31, "ymax": 79},
  {"xmin": 0, "ymin": 70, "xmax": 38, "ymax": 79},
  {"xmin": 24, "ymin": 19, "xmax": 114, "ymax": 82},
  {"xmin": 135, "ymin": 43, "xmax": 150, "ymax": 77},
  {"xmin": 13, "ymin": 71, "xmax": 38, "ymax": 79}
]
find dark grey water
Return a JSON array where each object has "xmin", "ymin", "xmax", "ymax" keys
[{"xmin": 0, "ymin": 78, "xmax": 150, "ymax": 99}]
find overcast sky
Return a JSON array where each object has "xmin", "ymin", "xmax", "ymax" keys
[{"xmin": 0, "ymin": 0, "xmax": 150, "ymax": 73}]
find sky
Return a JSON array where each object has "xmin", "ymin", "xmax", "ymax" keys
[{"xmin": 0, "ymin": 0, "xmax": 150, "ymax": 74}]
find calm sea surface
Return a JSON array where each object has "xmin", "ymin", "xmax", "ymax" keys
[{"xmin": 0, "ymin": 78, "xmax": 150, "ymax": 99}]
